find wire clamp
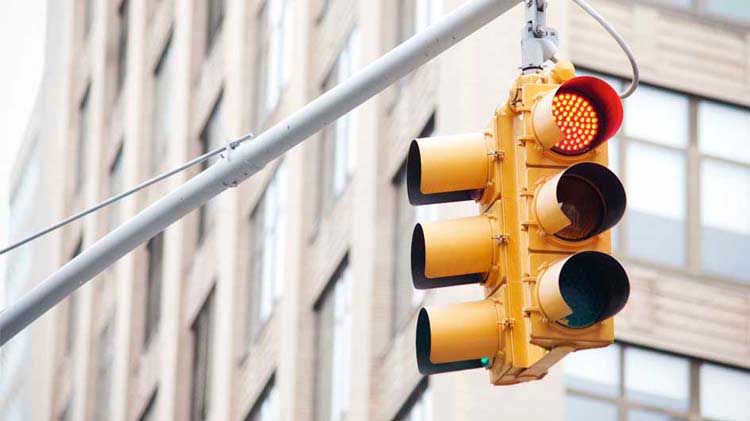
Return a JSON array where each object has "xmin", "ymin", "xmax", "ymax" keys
[
  {"xmin": 521, "ymin": 0, "xmax": 559, "ymax": 73},
  {"xmin": 222, "ymin": 132, "xmax": 254, "ymax": 162}
]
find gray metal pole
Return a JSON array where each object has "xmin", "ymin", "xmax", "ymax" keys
[{"xmin": 0, "ymin": 0, "xmax": 520, "ymax": 346}]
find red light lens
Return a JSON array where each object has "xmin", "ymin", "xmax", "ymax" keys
[{"xmin": 551, "ymin": 93, "xmax": 599, "ymax": 155}]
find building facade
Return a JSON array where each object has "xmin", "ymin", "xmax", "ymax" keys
[{"xmin": 2, "ymin": 0, "xmax": 749, "ymax": 420}]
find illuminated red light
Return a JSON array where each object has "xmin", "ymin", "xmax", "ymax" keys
[{"xmin": 551, "ymin": 93, "xmax": 600, "ymax": 155}]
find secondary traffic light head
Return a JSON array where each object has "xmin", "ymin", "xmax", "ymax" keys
[
  {"xmin": 536, "ymin": 251, "xmax": 629, "ymax": 328},
  {"xmin": 416, "ymin": 300, "xmax": 501, "ymax": 374},
  {"xmin": 532, "ymin": 76, "xmax": 623, "ymax": 155},
  {"xmin": 407, "ymin": 133, "xmax": 489, "ymax": 205},
  {"xmin": 411, "ymin": 216, "xmax": 495, "ymax": 289},
  {"xmin": 535, "ymin": 162, "xmax": 626, "ymax": 241}
]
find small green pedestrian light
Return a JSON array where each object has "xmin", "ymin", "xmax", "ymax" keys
[{"xmin": 481, "ymin": 357, "xmax": 490, "ymax": 367}]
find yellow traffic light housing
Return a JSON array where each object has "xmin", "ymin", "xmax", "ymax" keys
[{"xmin": 408, "ymin": 61, "xmax": 631, "ymax": 385}]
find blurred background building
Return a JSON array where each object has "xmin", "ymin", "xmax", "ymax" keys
[{"xmin": 1, "ymin": 0, "xmax": 749, "ymax": 420}]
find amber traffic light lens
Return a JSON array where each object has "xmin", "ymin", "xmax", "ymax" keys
[{"xmin": 551, "ymin": 93, "xmax": 599, "ymax": 155}]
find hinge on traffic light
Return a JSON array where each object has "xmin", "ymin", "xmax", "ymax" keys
[
  {"xmin": 493, "ymin": 234, "xmax": 510, "ymax": 243},
  {"xmin": 488, "ymin": 150, "xmax": 505, "ymax": 160}
]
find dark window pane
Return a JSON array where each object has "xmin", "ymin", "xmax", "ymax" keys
[{"xmin": 566, "ymin": 395, "xmax": 617, "ymax": 421}]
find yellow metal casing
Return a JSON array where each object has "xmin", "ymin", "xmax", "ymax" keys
[{"xmin": 482, "ymin": 62, "xmax": 629, "ymax": 385}]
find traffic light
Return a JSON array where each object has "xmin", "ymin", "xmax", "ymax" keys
[{"xmin": 409, "ymin": 61, "xmax": 630, "ymax": 385}]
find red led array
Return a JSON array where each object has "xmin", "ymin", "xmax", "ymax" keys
[{"xmin": 552, "ymin": 93, "xmax": 599, "ymax": 155}]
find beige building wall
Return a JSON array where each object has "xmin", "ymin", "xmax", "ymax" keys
[{"xmin": 2, "ymin": 0, "xmax": 749, "ymax": 420}]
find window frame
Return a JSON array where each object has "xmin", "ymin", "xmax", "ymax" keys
[{"xmin": 565, "ymin": 341, "xmax": 750, "ymax": 421}]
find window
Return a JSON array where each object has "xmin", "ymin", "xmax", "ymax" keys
[
  {"xmin": 94, "ymin": 317, "xmax": 115, "ymax": 420},
  {"xmin": 623, "ymin": 85, "xmax": 689, "ymax": 267},
  {"xmin": 580, "ymin": 69, "xmax": 750, "ymax": 284},
  {"xmin": 197, "ymin": 97, "xmax": 225, "ymax": 245},
  {"xmin": 318, "ymin": 30, "xmax": 360, "ymax": 214},
  {"xmin": 702, "ymin": 0, "xmax": 750, "ymax": 22},
  {"xmin": 699, "ymin": 363, "xmax": 750, "ymax": 420},
  {"xmin": 646, "ymin": 0, "xmax": 750, "ymax": 24},
  {"xmin": 206, "ymin": 0, "xmax": 224, "ymax": 53},
  {"xmin": 109, "ymin": 145, "xmax": 124, "ymax": 230},
  {"xmin": 256, "ymin": 0, "xmax": 294, "ymax": 121},
  {"xmin": 190, "ymin": 289, "xmax": 215, "ymax": 421},
  {"xmin": 565, "ymin": 343, "xmax": 750, "ymax": 421},
  {"xmin": 392, "ymin": 116, "xmax": 438, "ymax": 333},
  {"xmin": 139, "ymin": 390, "xmax": 158, "ymax": 421},
  {"xmin": 117, "ymin": 0, "xmax": 129, "ymax": 93},
  {"xmin": 58, "ymin": 400, "xmax": 72, "ymax": 421},
  {"xmin": 245, "ymin": 377, "xmax": 279, "ymax": 421},
  {"xmin": 394, "ymin": 380, "xmax": 433, "ymax": 421},
  {"xmin": 314, "ymin": 260, "xmax": 352, "ymax": 421},
  {"xmin": 697, "ymin": 101, "xmax": 750, "ymax": 282},
  {"xmin": 400, "ymin": 0, "xmax": 442, "ymax": 41},
  {"xmin": 248, "ymin": 162, "xmax": 288, "ymax": 340},
  {"xmin": 144, "ymin": 233, "xmax": 164, "ymax": 346},
  {"xmin": 76, "ymin": 86, "xmax": 91, "ymax": 194},
  {"xmin": 65, "ymin": 240, "xmax": 83, "ymax": 354},
  {"xmin": 84, "ymin": 0, "xmax": 94, "ymax": 36},
  {"xmin": 151, "ymin": 35, "xmax": 174, "ymax": 174}
]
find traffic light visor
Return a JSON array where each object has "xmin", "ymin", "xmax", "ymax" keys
[
  {"xmin": 416, "ymin": 301, "xmax": 500, "ymax": 375},
  {"xmin": 537, "ymin": 251, "xmax": 629, "ymax": 328},
  {"xmin": 533, "ymin": 76, "xmax": 623, "ymax": 155},
  {"xmin": 536, "ymin": 162, "xmax": 626, "ymax": 242},
  {"xmin": 407, "ymin": 134, "xmax": 489, "ymax": 205},
  {"xmin": 411, "ymin": 217, "xmax": 494, "ymax": 289}
]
